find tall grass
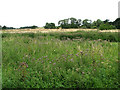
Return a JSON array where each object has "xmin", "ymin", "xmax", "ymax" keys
[
  {"xmin": 2, "ymin": 30, "xmax": 119, "ymax": 42},
  {"xmin": 59, "ymin": 31, "xmax": 119, "ymax": 42},
  {"xmin": 2, "ymin": 31, "xmax": 119, "ymax": 88}
]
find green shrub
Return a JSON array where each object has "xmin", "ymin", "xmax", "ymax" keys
[
  {"xmin": 91, "ymin": 26, "xmax": 97, "ymax": 29},
  {"xmin": 59, "ymin": 31, "xmax": 119, "ymax": 42},
  {"xmin": 44, "ymin": 23, "xmax": 56, "ymax": 29},
  {"xmin": 99, "ymin": 23, "xmax": 116, "ymax": 30},
  {"xmin": 20, "ymin": 26, "xmax": 38, "ymax": 29}
]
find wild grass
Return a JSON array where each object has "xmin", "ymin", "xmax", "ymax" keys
[
  {"xmin": 2, "ymin": 30, "xmax": 119, "ymax": 42},
  {"xmin": 2, "ymin": 31, "xmax": 119, "ymax": 88}
]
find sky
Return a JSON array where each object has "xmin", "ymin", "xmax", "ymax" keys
[{"xmin": 0, "ymin": 0, "xmax": 119, "ymax": 28}]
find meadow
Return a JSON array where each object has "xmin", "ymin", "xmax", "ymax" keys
[{"xmin": 2, "ymin": 30, "xmax": 119, "ymax": 88}]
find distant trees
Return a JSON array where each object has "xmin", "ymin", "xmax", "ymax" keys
[
  {"xmin": 0, "ymin": 26, "xmax": 1, "ymax": 30},
  {"xmin": 98, "ymin": 19, "xmax": 117, "ymax": 30},
  {"xmin": 58, "ymin": 17, "xmax": 81, "ymax": 29},
  {"xmin": 91, "ymin": 19, "xmax": 103, "ymax": 29},
  {"xmin": 58, "ymin": 18, "xmax": 92, "ymax": 29},
  {"xmin": 1, "ymin": 18, "xmax": 119, "ymax": 30},
  {"xmin": 20, "ymin": 25, "xmax": 38, "ymax": 29},
  {"xmin": 58, "ymin": 18, "xmax": 104, "ymax": 29},
  {"xmin": 69, "ymin": 17, "xmax": 78, "ymax": 28},
  {"xmin": 2, "ymin": 26, "xmax": 7, "ymax": 30},
  {"xmin": 82, "ymin": 19, "xmax": 92, "ymax": 29},
  {"xmin": 77, "ymin": 19, "xmax": 82, "ymax": 28},
  {"xmin": 58, "ymin": 19, "xmax": 68, "ymax": 28},
  {"xmin": 113, "ymin": 18, "xmax": 120, "ymax": 29},
  {"xmin": 99, "ymin": 23, "xmax": 116, "ymax": 30},
  {"xmin": 44, "ymin": 23, "xmax": 56, "ymax": 29},
  {"xmin": 103, "ymin": 19, "xmax": 110, "ymax": 24},
  {"xmin": 1, "ymin": 25, "xmax": 38, "ymax": 30},
  {"xmin": 57, "ymin": 18, "xmax": 118, "ymax": 30},
  {"xmin": 2, "ymin": 26, "xmax": 15, "ymax": 30},
  {"xmin": 31, "ymin": 25, "xmax": 38, "ymax": 29}
]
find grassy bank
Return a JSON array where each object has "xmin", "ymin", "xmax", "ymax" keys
[
  {"xmin": 2, "ymin": 31, "xmax": 119, "ymax": 88},
  {"xmin": 2, "ymin": 30, "xmax": 119, "ymax": 42}
]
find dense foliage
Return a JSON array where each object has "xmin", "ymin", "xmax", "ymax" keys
[
  {"xmin": 113, "ymin": 18, "xmax": 120, "ymax": 29},
  {"xmin": 59, "ymin": 31, "xmax": 119, "ymax": 42},
  {"xmin": 2, "ymin": 31, "xmax": 119, "ymax": 88},
  {"xmin": 99, "ymin": 23, "xmax": 116, "ymax": 30},
  {"xmin": 1, "ymin": 26, "xmax": 15, "ymax": 30},
  {"xmin": 20, "ymin": 25, "xmax": 38, "ymax": 29},
  {"xmin": 58, "ymin": 18, "xmax": 119, "ymax": 30},
  {"xmin": 58, "ymin": 18, "xmax": 81, "ymax": 29},
  {"xmin": 44, "ymin": 23, "xmax": 56, "ymax": 29}
]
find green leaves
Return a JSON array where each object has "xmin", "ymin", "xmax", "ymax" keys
[
  {"xmin": 44, "ymin": 23, "xmax": 56, "ymax": 29},
  {"xmin": 99, "ymin": 23, "xmax": 116, "ymax": 30}
]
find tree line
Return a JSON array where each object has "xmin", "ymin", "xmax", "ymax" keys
[
  {"xmin": 44, "ymin": 18, "xmax": 120, "ymax": 30},
  {"xmin": 0, "ymin": 25, "xmax": 38, "ymax": 30},
  {"xmin": 1, "ymin": 18, "xmax": 120, "ymax": 30}
]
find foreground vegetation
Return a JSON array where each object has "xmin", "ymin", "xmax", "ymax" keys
[{"xmin": 2, "ymin": 31, "xmax": 119, "ymax": 88}]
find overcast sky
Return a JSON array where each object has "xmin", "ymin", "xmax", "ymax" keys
[{"xmin": 0, "ymin": 0, "xmax": 119, "ymax": 28}]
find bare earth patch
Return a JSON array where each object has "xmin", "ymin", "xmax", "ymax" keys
[{"xmin": 1, "ymin": 29, "xmax": 119, "ymax": 33}]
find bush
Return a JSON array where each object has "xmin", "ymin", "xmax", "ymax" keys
[
  {"xmin": 44, "ymin": 23, "xmax": 56, "ymax": 29},
  {"xmin": 91, "ymin": 26, "xmax": 97, "ymax": 29},
  {"xmin": 99, "ymin": 23, "xmax": 116, "ymax": 30},
  {"xmin": 59, "ymin": 31, "xmax": 119, "ymax": 42},
  {"xmin": 81, "ymin": 26, "xmax": 87, "ymax": 29}
]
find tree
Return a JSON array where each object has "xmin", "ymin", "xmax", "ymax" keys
[
  {"xmin": 58, "ymin": 17, "xmax": 80, "ymax": 29},
  {"xmin": 58, "ymin": 20, "xmax": 65, "ymax": 28},
  {"xmin": 96, "ymin": 19, "xmax": 103, "ymax": 27},
  {"xmin": 69, "ymin": 17, "xmax": 77, "ymax": 28},
  {"xmin": 20, "ymin": 25, "xmax": 38, "ymax": 29},
  {"xmin": 0, "ymin": 25, "xmax": 2, "ymax": 30},
  {"xmin": 82, "ymin": 19, "xmax": 92, "ymax": 28},
  {"xmin": 2, "ymin": 26, "xmax": 7, "ymax": 29},
  {"xmin": 31, "ymin": 25, "xmax": 38, "ymax": 29},
  {"xmin": 103, "ymin": 19, "xmax": 109, "ymax": 24},
  {"xmin": 69, "ymin": 17, "xmax": 77, "ymax": 24},
  {"xmin": 99, "ymin": 23, "xmax": 116, "ymax": 30},
  {"xmin": 91, "ymin": 19, "xmax": 103, "ymax": 29},
  {"xmin": 44, "ymin": 23, "xmax": 56, "ymax": 29},
  {"xmin": 77, "ymin": 19, "xmax": 82, "ymax": 27},
  {"xmin": 113, "ymin": 18, "xmax": 120, "ymax": 29}
]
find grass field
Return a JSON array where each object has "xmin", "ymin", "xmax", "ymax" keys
[{"xmin": 2, "ymin": 30, "xmax": 119, "ymax": 88}]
